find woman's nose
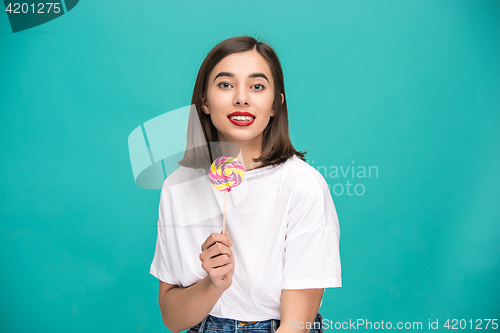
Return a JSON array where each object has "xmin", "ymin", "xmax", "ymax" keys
[{"xmin": 234, "ymin": 87, "xmax": 249, "ymax": 106}]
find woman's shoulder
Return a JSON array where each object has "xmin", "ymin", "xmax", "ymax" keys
[
  {"xmin": 281, "ymin": 155, "xmax": 333, "ymax": 208},
  {"xmin": 161, "ymin": 165, "xmax": 207, "ymax": 189},
  {"xmin": 283, "ymin": 154, "xmax": 328, "ymax": 186}
]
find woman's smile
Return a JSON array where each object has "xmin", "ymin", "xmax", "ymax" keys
[{"xmin": 227, "ymin": 111, "xmax": 256, "ymax": 126}]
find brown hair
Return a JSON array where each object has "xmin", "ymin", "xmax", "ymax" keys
[{"xmin": 178, "ymin": 35, "xmax": 306, "ymax": 170}]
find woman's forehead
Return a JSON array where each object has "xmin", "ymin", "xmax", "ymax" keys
[{"xmin": 212, "ymin": 51, "xmax": 272, "ymax": 79}]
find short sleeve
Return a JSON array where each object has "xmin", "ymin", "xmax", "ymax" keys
[
  {"xmin": 282, "ymin": 173, "xmax": 342, "ymax": 289},
  {"xmin": 149, "ymin": 182, "xmax": 180, "ymax": 285}
]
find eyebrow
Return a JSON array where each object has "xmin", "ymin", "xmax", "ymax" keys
[{"xmin": 213, "ymin": 72, "xmax": 269, "ymax": 83}]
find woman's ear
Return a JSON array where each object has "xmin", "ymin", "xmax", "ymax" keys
[
  {"xmin": 201, "ymin": 96, "xmax": 210, "ymax": 115},
  {"xmin": 271, "ymin": 93, "xmax": 284, "ymax": 117}
]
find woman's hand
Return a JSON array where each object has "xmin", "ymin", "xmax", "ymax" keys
[{"xmin": 199, "ymin": 230, "xmax": 234, "ymax": 291}]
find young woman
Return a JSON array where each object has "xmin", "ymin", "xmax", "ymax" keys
[{"xmin": 150, "ymin": 35, "xmax": 342, "ymax": 333}]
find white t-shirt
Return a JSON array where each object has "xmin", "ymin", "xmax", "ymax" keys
[{"xmin": 150, "ymin": 154, "xmax": 341, "ymax": 321}]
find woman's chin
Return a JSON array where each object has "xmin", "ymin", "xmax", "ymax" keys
[{"xmin": 220, "ymin": 132, "xmax": 261, "ymax": 144}]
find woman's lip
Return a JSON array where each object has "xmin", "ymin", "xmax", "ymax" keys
[
  {"xmin": 228, "ymin": 111, "xmax": 255, "ymax": 117},
  {"xmin": 228, "ymin": 117, "xmax": 255, "ymax": 126}
]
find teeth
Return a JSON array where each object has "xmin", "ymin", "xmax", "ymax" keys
[{"xmin": 230, "ymin": 116, "xmax": 253, "ymax": 121}]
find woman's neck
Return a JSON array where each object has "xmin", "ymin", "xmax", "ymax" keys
[{"xmin": 217, "ymin": 132, "xmax": 264, "ymax": 171}]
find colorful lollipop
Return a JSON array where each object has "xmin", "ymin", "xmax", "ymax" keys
[{"xmin": 209, "ymin": 156, "xmax": 245, "ymax": 234}]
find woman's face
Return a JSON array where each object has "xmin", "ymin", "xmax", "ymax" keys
[{"xmin": 202, "ymin": 49, "xmax": 283, "ymax": 145}]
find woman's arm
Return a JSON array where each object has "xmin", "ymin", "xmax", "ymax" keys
[
  {"xmin": 277, "ymin": 289, "xmax": 324, "ymax": 333},
  {"xmin": 159, "ymin": 276, "xmax": 225, "ymax": 333},
  {"xmin": 159, "ymin": 231, "xmax": 235, "ymax": 333}
]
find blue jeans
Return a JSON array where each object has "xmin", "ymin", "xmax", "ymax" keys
[{"xmin": 187, "ymin": 313, "xmax": 324, "ymax": 333}]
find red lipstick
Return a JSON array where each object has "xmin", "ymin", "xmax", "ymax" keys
[{"xmin": 227, "ymin": 111, "xmax": 256, "ymax": 126}]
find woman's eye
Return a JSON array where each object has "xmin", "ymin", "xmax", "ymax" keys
[
  {"xmin": 252, "ymin": 84, "xmax": 265, "ymax": 91},
  {"xmin": 218, "ymin": 82, "xmax": 232, "ymax": 89}
]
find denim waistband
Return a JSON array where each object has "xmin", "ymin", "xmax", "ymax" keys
[{"xmin": 189, "ymin": 312, "xmax": 323, "ymax": 333}]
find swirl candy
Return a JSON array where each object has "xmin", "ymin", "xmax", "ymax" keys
[
  {"xmin": 209, "ymin": 156, "xmax": 245, "ymax": 192},
  {"xmin": 209, "ymin": 156, "xmax": 245, "ymax": 239}
]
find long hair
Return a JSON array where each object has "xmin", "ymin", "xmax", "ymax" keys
[{"xmin": 178, "ymin": 35, "xmax": 306, "ymax": 169}]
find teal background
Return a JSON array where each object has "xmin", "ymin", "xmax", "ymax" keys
[{"xmin": 1, "ymin": 0, "xmax": 499, "ymax": 332}]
